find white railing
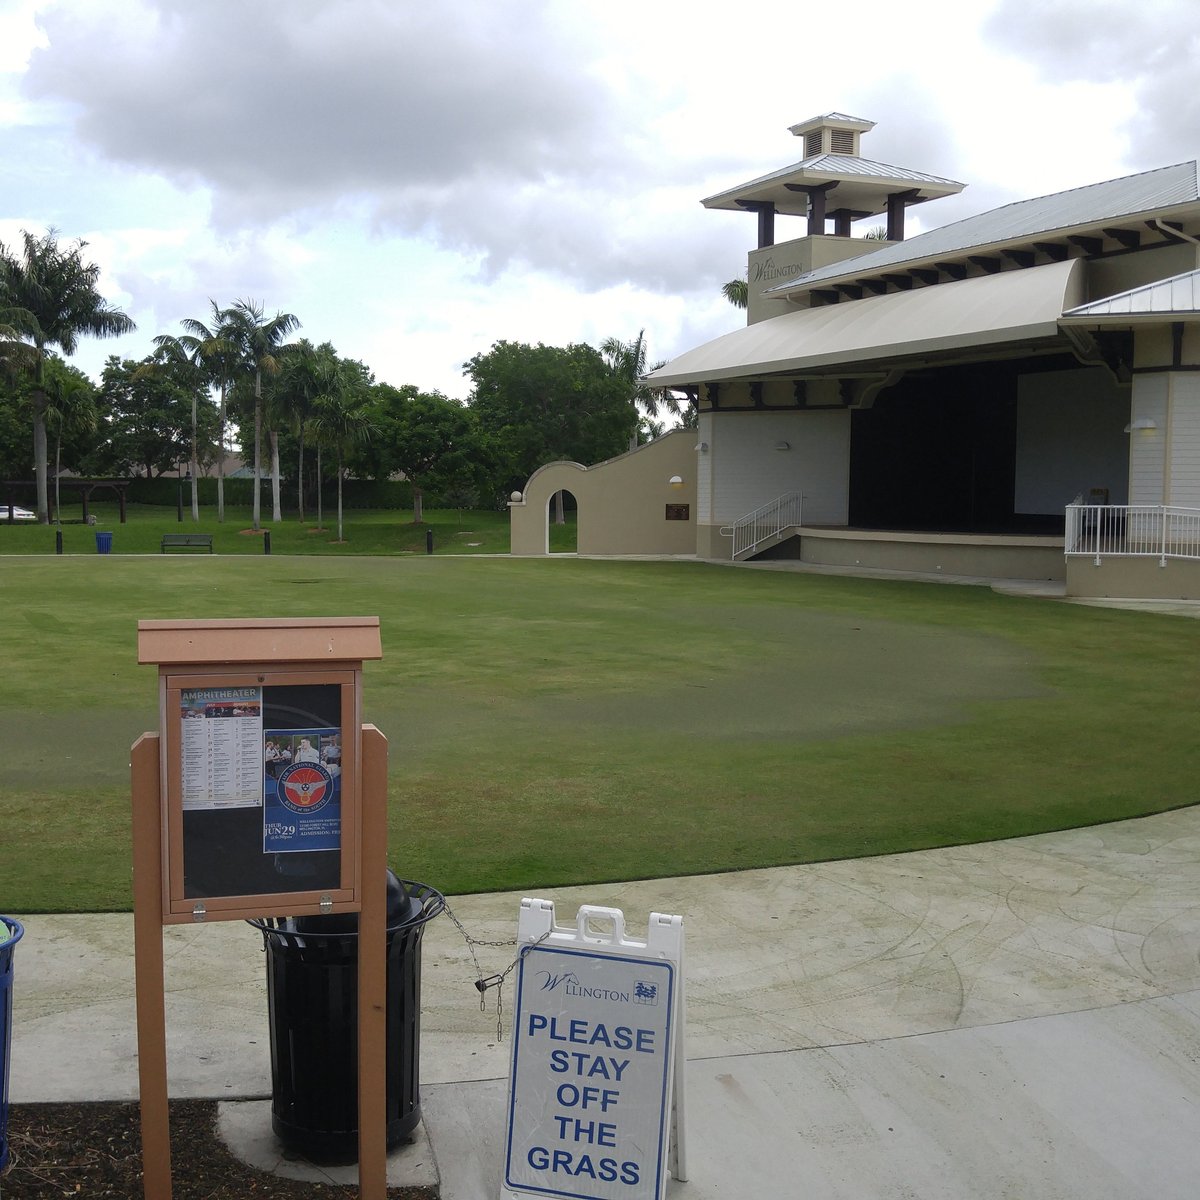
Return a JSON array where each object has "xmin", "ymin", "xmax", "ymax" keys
[
  {"xmin": 1065, "ymin": 503, "xmax": 1200, "ymax": 564},
  {"xmin": 732, "ymin": 492, "xmax": 803, "ymax": 559}
]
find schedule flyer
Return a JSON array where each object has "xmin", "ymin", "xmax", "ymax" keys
[{"xmin": 179, "ymin": 688, "xmax": 264, "ymax": 810}]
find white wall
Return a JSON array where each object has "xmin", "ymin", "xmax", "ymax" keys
[
  {"xmin": 1128, "ymin": 374, "xmax": 1167, "ymax": 505},
  {"xmin": 1014, "ymin": 367, "xmax": 1129, "ymax": 512},
  {"xmin": 1169, "ymin": 374, "xmax": 1200, "ymax": 507},
  {"xmin": 707, "ymin": 409, "xmax": 850, "ymax": 525},
  {"xmin": 697, "ymin": 411, "xmax": 713, "ymax": 524}
]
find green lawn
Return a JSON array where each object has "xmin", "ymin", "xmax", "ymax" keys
[{"xmin": 1, "ymin": 554, "xmax": 1196, "ymax": 912}]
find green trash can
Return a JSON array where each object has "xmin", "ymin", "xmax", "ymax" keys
[
  {"xmin": 95, "ymin": 531, "xmax": 113, "ymax": 554},
  {"xmin": 0, "ymin": 917, "xmax": 24, "ymax": 1172}
]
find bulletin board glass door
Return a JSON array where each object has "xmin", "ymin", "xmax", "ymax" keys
[{"xmin": 162, "ymin": 668, "xmax": 358, "ymax": 919}]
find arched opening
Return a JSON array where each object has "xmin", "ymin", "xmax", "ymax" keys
[{"xmin": 546, "ymin": 488, "xmax": 578, "ymax": 553}]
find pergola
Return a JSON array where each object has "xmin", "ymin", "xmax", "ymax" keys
[{"xmin": 3, "ymin": 478, "xmax": 133, "ymax": 524}]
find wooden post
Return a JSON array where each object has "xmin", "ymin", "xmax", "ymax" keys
[
  {"xmin": 357, "ymin": 725, "xmax": 389, "ymax": 1198},
  {"xmin": 131, "ymin": 733, "xmax": 173, "ymax": 1200}
]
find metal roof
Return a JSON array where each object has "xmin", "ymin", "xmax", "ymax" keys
[
  {"xmin": 1062, "ymin": 266, "xmax": 1200, "ymax": 321},
  {"xmin": 702, "ymin": 155, "xmax": 966, "ymax": 216},
  {"xmin": 788, "ymin": 112, "xmax": 875, "ymax": 133},
  {"xmin": 765, "ymin": 161, "xmax": 1200, "ymax": 297},
  {"xmin": 646, "ymin": 259, "xmax": 1083, "ymax": 387}
]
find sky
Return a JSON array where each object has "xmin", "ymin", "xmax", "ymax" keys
[{"xmin": 1, "ymin": 0, "xmax": 1196, "ymax": 402}]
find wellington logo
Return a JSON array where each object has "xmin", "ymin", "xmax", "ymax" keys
[
  {"xmin": 539, "ymin": 970, "xmax": 580, "ymax": 993},
  {"xmin": 536, "ymin": 969, "xmax": 632, "ymax": 1004},
  {"xmin": 278, "ymin": 762, "xmax": 335, "ymax": 814}
]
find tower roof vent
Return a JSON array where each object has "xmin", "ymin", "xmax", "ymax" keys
[{"xmin": 789, "ymin": 112, "xmax": 875, "ymax": 158}]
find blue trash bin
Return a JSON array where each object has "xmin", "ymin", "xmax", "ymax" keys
[
  {"xmin": 0, "ymin": 917, "xmax": 24, "ymax": 1172},
  {"xmin": 95, "ymin": 531, "xmax": 113, "ymax": 554}
]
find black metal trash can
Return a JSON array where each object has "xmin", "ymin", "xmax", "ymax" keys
[{"xmin": 249, "ymin": 874, "xmax": 445, "ymax": 1163}]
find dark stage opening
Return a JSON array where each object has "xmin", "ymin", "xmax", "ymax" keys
[{"xmin": 849, "ymin": 360, "xmax": 1072, "ymax": 536}]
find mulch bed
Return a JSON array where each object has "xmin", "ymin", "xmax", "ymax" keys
[{"xmin": 2, "ymin": 1101, "xmax": 437, "ymax": 1198}]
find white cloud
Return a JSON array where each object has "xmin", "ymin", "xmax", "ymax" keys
[{"xmin": 1, "ymin": 0, "xmax": 1193, "ymax": 398}]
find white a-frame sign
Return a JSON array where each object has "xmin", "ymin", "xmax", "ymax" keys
[{"xmin": 502, "ymin": 900, "xmax": 688, "ymax": 1200}]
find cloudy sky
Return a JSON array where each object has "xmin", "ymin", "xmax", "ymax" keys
[{"xmin": 1, "ymin": 0, "xmax": 1195, "ymax": 400}]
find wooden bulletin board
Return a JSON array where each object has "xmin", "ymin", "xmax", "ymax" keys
[
  {"xmin": 138, "ymin": 617, "xmax": 382, "ymax": 925},
  {"xmin": 132, "ymin": 616, "xmax": 390, "ymax": 1198}
]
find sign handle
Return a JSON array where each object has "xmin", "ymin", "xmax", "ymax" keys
[{"xmin": 574, "ymin": 904, "xmax": 626, "ymax": 943}]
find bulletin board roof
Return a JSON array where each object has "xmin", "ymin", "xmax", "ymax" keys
[{"xmin": 137, "ymin": 617, "xmax": 382, "ymax": 666}]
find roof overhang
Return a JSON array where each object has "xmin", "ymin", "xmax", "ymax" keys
[
  {"xmin": 647, "ymin": 258, "xmax": 1084, "ymax": 388},
  {"xmin": 702, "ymin": 156, "xmax": 965, "ymax": 219}
]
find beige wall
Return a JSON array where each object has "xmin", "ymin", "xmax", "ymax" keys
[
  {"xmin": 746, "ymin": 235, "xmax": 891, "ymax": 324},
  {"xmin": 1088, "ymin": 242, "xmax": 1196, "ymax": 305},
  {"xmin": 509, "ymin": 429, "xmax": 698, "ymax": 556},
  {"xmin": 797, "ymin": 529, "xmax": 1066, "ymax": 581},
  {"xmin": 1067, "ymin": 555, "xmax": 1200, "ymax": 600}
]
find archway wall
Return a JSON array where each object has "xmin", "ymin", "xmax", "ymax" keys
[{"xmin": 509, "ymin": 429, "xmax": 698, "ymax": 556}]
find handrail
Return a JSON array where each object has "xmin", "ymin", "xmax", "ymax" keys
[
  {"xmin": 1065, "ymin": 503, "xmax": 1200, "ymax": 565},
  {"xmin": 732, "ymin": 492, "xmax": 803, "ymax": 559}
]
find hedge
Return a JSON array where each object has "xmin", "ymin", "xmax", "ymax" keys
[{"xmin": 125, "ymin": 475, "xmax": 416, "ymax": 511}]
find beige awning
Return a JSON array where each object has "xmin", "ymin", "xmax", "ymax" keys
[{"xmin": 648, "ymin": 258, "xmax": 1084, "ymax": 388}]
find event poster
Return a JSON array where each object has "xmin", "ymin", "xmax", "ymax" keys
[
  {"xmin": 263, "ymin": 727, "xmax": 343, "ymax": 853},
  {"xmin": 179, "ymin": 688, "xmax": 264, "ymax": 810}
]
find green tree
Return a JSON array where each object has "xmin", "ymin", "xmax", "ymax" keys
[
  {"xmin": 94, "ymin": 355, "xmax": 212, "ymax": 480},
  {"xmin": 42, "ymin": 360, "xmax": 98, "ymax": 521},
  {"xmin": 599, "ymin": 330, "xmax": 679, "ymax": 450},
  {"xmin": 309, "ymin": 357, "xmax": 374, "ymax": 542},
  {"xmin": 219, "ymin": 300, "xmax": 300, "ymax": 530},
  {"xmin": 465, "ymin": 340, "xmax": 634, "ymax": 504},
  {"xmin": 0, "ymin": 229, "xmax": 135, "ymax": 521},
  {"xmin": 147, "ymin": 335, "xmax": 214, "ymax": 521},
  {"xmin": 0, "ymin": 355, "xmax": 96, "ymax": 489},
  {"xmin": 350, "ymin": 384, "xmax": 480, "ymax": 523},
  {"xmin": 156, "ymin": 302, "xmax": 241, "ymax": 522},
  {"xmin": 268, "ymin": 338, "xmax": 334, "ymax": 521},
  {"xmin": 722, "ymin": 278, "xmax": 748, "ymax": 309}
]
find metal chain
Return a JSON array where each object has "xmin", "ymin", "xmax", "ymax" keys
[{"xmin": 441, "ymin": 902, "xmax": 549, "ymax": 1041}]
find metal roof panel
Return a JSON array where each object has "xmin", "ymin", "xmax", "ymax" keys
[
  {"xmin": 1062, "ymin": 267, "xmax": 1200, "ymax": 320},
  {"xmin": 702, "ymin": 155, "xmax": 966, "ymax": 210},
  {"xmin": 765, "ymin": 161, "xmax": 1200, "ymax": 295}
]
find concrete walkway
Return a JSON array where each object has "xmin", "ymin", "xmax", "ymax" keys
[{"xmin": 10, "ymin": 804, "xmax": 1200, "ymax": 1197}]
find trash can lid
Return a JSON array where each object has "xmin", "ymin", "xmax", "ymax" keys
[{"xmin": 291, "ymin": 870, "xmax": 421, "ymax": 936}]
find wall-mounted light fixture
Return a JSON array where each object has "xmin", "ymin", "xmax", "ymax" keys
[
  {"xmin": 668, "ymin": 475, "xmax": 684, "ymax": 489},
  {"xmin": 1124, "ymin": 418, "xmax": 1158, "ymax": 432},
  {"xmin": 695, "ymin": 442, "xmax": 709, "ymax": 452},
  {"xmin": 774, "ymin": 440, "xmax": 791, "ymax": 451}
]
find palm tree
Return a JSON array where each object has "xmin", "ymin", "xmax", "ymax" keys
[
  {"xmin": 0, "ymin": 229, "xmax": 135, "ymax": 522},
  {"xmin": 269, "ymin": 338, "xmax": 329, "ymax": 522},
  {"xmin": 148, "ymin": 334, "xmax": 214, "ymax": 521},
  {"xmin": 43, "ymin": 366, "xmax": 97, "ymax": 523},
  {"xmin": 309, "ymin": 358, "xmax": 374, "ymax": 542},
  {"xmin": 600, "ymin": 330, "xmax": 677, "ymax": 452},
  {"xmin": 219, "ymin": 300, "xmax": 300, "ymax": 531},
  {"xmin": 158, "ymin": 302, "xmax": 241, "ymax": 522},
  {"xmin": 722, "ymin": 279, "xmax": 748, "ymax": 309}
]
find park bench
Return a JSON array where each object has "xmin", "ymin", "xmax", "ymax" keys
[{"xmin": 160, "ymin": 533, "xmax": 214, "ymax": 553}]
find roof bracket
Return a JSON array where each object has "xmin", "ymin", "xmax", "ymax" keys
[{"xmin": 841, "ymin": 369, "xmax": 905, "ymax": 410}]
